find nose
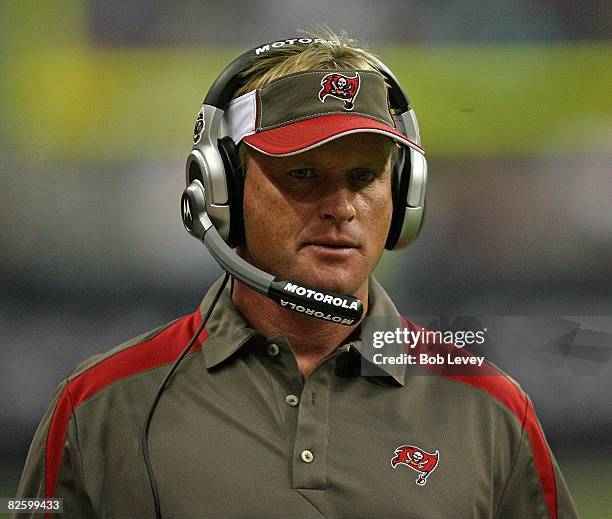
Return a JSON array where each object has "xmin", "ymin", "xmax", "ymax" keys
[{"xmin": 318, "ymin": 186, "xmax": 356, "ymax": 226}]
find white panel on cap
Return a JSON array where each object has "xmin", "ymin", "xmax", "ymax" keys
[{"xmin": 221, "ymin": 90, "xmax": 257, "ymax": 143}]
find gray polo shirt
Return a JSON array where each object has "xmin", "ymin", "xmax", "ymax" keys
[{"xmin": 15, "ymin": 277, "xmax": 578, "ymax": 518}]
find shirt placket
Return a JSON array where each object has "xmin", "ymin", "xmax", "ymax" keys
[
  {"xmin": 262, "ymin": 337, "xmax": 334, "ymax": 494},
  {"xmin": 290, "ymin": 361, "xmax": 332, "ymax": 492}
]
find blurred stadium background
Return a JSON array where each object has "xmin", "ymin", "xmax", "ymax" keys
[{"xmin": 1, "ymin": 1, "xmax": 610, "ymax": 517}]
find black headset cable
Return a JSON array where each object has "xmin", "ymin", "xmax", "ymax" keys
[{"xmin": 142, "ymin": 272, "xmax": 230, "ymax": 519}]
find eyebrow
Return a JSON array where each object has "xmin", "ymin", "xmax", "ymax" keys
[{"xmin": 282, "ymin": 157, "xmax": 392, "ymax": 171}]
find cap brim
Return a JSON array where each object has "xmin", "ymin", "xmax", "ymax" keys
[{"xmin": 242, "ymin": 114, "xmax": 424, "ymax": 157}]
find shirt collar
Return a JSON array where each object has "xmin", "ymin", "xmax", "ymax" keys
[
  {"xmin": 200, "ymin": 276, "xmax": 406, "ymax": 385},
  {"xmin": 348, "ymin": 277, "xmax": 406, "ymax": 386},
  {"xmin": 199, "ymin": 277, "xmax": 263, "ymax": 369}
]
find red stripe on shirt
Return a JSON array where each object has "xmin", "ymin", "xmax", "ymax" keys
[
  {"xmin": 523, "ymin": 398, "xmax": 558, "ymax": 518},
  {"xmin": 445, "ymin": 374, "xmax": 557, "ymax": 518},
  {"xmin": 403, "ymin": 318, "xmax": 558, "ymax": 518},
  {"xmin": 44, "ymin": 310, "xmax": 205, "ymax": 513}
]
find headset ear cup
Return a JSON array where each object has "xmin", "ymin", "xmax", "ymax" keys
[
  {"xmin": 217, "ymin": 137, "xmax": 245, "ymax": 247},
  {"xmin": 417, "ymin": 200, "xmax": 426, "ymax": 235},
  {"xmin": 385, "ymin": 146, "xmax": 408, "ymax": 250}
]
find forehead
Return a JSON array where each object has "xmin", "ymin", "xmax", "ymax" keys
[{"xmin": 248, "ymin": 133, "xmax": 396, "ymax": 172}]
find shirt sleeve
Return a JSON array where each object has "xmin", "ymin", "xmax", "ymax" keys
[
  {"xmin": 13, "ymin": 380, "xmax": 94, "ymax": 519},
  {"xmin": 495, "ymin": 397, "xmax": 579, "ymax": 519}
]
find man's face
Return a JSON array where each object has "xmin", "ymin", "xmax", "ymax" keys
[{"xmin": 238, "ymin": 133, "xmax": 395, "ymax": 296}]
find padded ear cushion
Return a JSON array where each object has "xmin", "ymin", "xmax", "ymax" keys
[
  {"xmin": 217, "ymin": 137, "xmax": 245, "ymax": 247},
  {"xmin": 385, "ymin": 146, "xmax": 409, "ymax": 250}
]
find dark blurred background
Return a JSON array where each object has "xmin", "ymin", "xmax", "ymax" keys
[{"xmin": 1, "ymin": 1, "xmax": 610, "ymax": 517}]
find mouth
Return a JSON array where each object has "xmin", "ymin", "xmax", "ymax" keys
[
  {"xmin": 301, "ymin": 238, "xmax": 361, "ymax": 257},
  {"xmin": 303, "ymin": 236, "xmax": 361, "ymax": 248}
]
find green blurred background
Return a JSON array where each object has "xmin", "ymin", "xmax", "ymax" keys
[
  {"xmin": 1, "ymin": 1, "xmax": 611, "ymax": 517},
  {"xmin": 3, "ymin": 4, "xmax": 611, "ymax": 159}
]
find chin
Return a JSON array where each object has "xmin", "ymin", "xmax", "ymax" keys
[
  {"xmin": 240, "ymin": 247, "xmax": 369, "ymax": 295},
  {"xmin": 290, "ymin": 267, "xmax": 366, "ymax": 296}
]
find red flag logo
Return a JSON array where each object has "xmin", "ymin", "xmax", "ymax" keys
[
  {"xmin": 391, "ymin": 445, "xmax": 440, "ymax": 486},
  {"xmin": 318, "ymin": 72, "xmax": 361, "ymax": 110}
]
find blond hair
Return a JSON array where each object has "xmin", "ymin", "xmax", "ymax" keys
[{"xmin": 234, "ymin": 29, "xmax": 382, "ymax": 98}]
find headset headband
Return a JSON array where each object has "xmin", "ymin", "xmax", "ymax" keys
[{"xmin": 203, "ymin": 38, "xmax": 411, "ymax": 112}]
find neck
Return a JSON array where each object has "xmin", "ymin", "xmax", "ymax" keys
[{"xmin": 232, "ymin": 278, "xmax": 369, "ymax": 379}]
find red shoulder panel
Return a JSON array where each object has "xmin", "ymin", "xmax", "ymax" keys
[{"xmin": 44, "ymin": 310, "xmax": 205, "ymax": 513}]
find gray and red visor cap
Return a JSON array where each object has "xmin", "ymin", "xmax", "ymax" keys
[{"xmin": 219, "ymin": 69, "xmax": 425, "ymax": 157}]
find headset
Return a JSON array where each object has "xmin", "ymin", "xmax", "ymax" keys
[
  {"xmin": 144, "ymin": 40, "xmax": 428, "ymax": 519},
  {"xmin": 180, "ymin": 37, "xmax": 427, "ymax": 326}
]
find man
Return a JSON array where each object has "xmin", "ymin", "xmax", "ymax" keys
[{"xmin": 15, "ymin": 35, "xmax": 578, "ymax": 518}]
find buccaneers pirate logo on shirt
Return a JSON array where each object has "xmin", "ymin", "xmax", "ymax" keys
[
  {"xmin": 391, "ymin": 444, "xmax": 440, "ymax": 486},
  {"xmin": 318, "ymin": 72, "xmax": 361, "ymax": 110}
]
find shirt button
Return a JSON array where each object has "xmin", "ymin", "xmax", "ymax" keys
[
  {"xmin": 300, "ymin": 450, "xmax": 314, "ymax": 463},
  {"xmin": 285, "ymin": 394, "xmax": 299, "ymax": 407},
  {"xmin": 267, "ymin": 343, "xmax": 280, "ymax": 357}
]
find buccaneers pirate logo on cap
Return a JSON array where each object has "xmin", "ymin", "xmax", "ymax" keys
[
  {"xmin": 318, "ymin": 72, "xmax": 361, "ymax": 110},
  {"xmin": 391, "ymin": 444, "xmax": 440, "ymax": 486}
]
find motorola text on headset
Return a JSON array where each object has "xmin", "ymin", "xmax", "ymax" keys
[{"xmin": 144, "ymin": 38, "xmax": 428, "ymax": 519}]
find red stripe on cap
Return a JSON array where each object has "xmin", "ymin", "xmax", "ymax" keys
[
  {"xmin": 402, "ymin": 318, "xmax": 557, "ymax": 518},
  {"xmin": 244, "ymin": 113, "xmax": 424, "ymax": 155},
  {"xmin": 44, "ymin": 310, "xmax": 205, "ymax": 514}
]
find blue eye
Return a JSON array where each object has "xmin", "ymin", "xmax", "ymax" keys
[
  {"xmin": 352, "ymin": 170, "xmax": 376, "ymax": 182},
  {"xmin": 289, "ymin": 169, "xmax": 313, "ymax": 179}
]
